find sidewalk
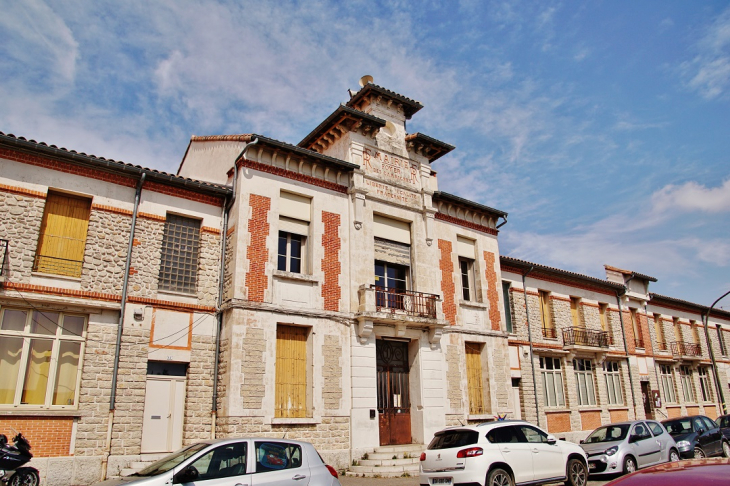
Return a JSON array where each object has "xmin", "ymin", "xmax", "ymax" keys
[{"xmin": 340, "ymin": 476, "xmax": 418, "ymax": 486}]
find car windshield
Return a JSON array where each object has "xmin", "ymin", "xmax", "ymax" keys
[
  {"xmin": 584, "ymin": 424, "xmax": 630, "ymax": 443},
  {"xmin": 134, "ymin": 443, "xmax": 209, "ymax": 476},
  {"xmin": 428, "ymin": 430, "xmax": 479, "ymax": 450},
  {"xmin": 663, "ymin": 418, "xmax": 693, "ymax": 436}
]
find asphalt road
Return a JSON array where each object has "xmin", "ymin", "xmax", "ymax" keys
[{"xmin": 340, "ymin": 476, "xmax": 614, "ymax": 486}]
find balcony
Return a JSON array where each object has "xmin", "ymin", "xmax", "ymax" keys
[
  {"xmin": 562, "ymin": 327, "xmax": 610, "ymax": 349},
  {"xmin": 0, "ymin": 239, "xmax": 7, "ymax": 281},
  {"xmin": 542, "ymin": 327, "xmax": 558, "ymax": 339},
  {"xmin": 356, "ymin": 285, "xmax": 446, "ymax": 347},
  {"xmin": 33, "ymin": 253, "xmax": 83, "ymax": 277},
  {"xmin": 671, "ymin": 341, "xmax": 702, "ymax": 360}
]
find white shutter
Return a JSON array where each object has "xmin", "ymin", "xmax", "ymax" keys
[
  {"xmin": 280, "ymin": 191, "xmax": 311, "ymax": 222},
  {"xmin": 457, "ymin": 236, "xmax": 476, "ymax": 259},
  {"xmin": 373, "ymin": 214, "xmax": 410, "ymax": 244}
]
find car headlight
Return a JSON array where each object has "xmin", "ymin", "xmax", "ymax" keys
[
  {"xmin": 676, "ymin": 440, "xmax": 690, "ymax": 450},
  {"xmin": 605, "ymin": 446, "xmax": 618, "ymax": 456}
]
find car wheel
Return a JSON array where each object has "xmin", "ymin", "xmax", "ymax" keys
[
  {"xmin": 564, "ymin": 458, "xmax": 587, "ymax": 486},
  {"xmin": 487, "ymin": 467, "xmax": 514, "ymax": 486},
  {"xmin": 623, "ymin": 456, "xmax": 637, "ymax": 475},
  {"xmin": 669, "ymin": 448, "xmax": 680, "ymax": 462},
  {"xmin": 693, "ymin": 447, "xmax": 706, "ymax": 459},
  {"xmin": 723, "ymin": 441, "xmax": 730, "ymax": 458}
]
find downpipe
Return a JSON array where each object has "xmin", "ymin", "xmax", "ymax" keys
[{"xmin": 102, "ymin": 173, "xmax": 145, "ymax": 479}]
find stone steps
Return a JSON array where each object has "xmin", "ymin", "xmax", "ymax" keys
[
  {"xmin": 119, "ymin": 454, "xmax": 168, "ymax": 477},
  {"xmin": 345, "ymin": 443, "xmax": 425, "ymax": 478}
]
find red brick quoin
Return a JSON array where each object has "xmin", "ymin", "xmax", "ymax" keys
[
  {"xmin": 438, "ymin": 239, "xmax": 457, "ymax": 326},
  {"xmin": 0, "ymin": 417, "xmax": 73, "ymax": 457},
  {"xmin": 245, "ymin": 194, "xmax": 271, "ymax": 302},
  {"xmin": 483, "ymin": 251, "xmax": 502, "ymax": 331},
  {"xmin": 321, "ymin": 211, "xmax": 341, "ymax": 312}
]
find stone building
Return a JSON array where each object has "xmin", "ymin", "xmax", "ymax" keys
[
  {"xmin": 2, "ymin": 77, "xmax": 730, "ymax": 484},
  {"xmin": 0, "ymin": 131, "xmax": 231, "ymax": 484},
  {"xmin": 501, "ymin": 257, "xmax": 730, "ymax": 442}
]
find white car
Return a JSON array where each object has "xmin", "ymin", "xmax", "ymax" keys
[
  {"xmin": 419, "ymin": 420, "xmax": 588, "ymax": 486},
  {"xmin": 95, "ymin": 438, "xmax": 341, "ymax": 486}
]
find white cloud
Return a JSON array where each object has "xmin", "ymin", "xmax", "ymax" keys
[
  {"xmin": 680, "ymin": 6, "xmax": 730, "ymax": 100},
  {"xmin": 651, "ymin": 179, "xmax": 730, "ymax": 214}
]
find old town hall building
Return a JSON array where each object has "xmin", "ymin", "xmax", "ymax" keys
[{"xmin": 1, "ymin": 78, "xmax": 730, "ymax": 484}]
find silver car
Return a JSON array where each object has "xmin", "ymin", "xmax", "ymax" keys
[
  {"xmin": 580, "ymin": 420, "xmax": 679, "ymax": 476},
  {"xmin": 95, "ymin": 438, "xmax": 341, "ymax": 486}
]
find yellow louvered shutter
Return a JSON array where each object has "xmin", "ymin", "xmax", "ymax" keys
[
  {"xmin": 36, "ymin": 192, "xmax": 91, "ymax": 277},
  {"xmin": 465, "ymin": 343, "xmax": 485, "ymax": 415},
  {"xmin": 275, "ymin": 325, "xmax": 308, "ymax": 418}
]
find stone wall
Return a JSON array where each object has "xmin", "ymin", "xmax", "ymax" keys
[
  {"xmin": 240, "ymin": 327, "xmax": 266, "ymax": 409},
  {"xmin": 445, "ymin": 343, "xmax": 463, "ymax": 411},
  {"xmin": 322, "ymin": 334, "xmax": 343, "ymax": 411},
  {"xmin": 0, "ymin": 189, "xmax": 45, "ymax": 280},
  {"xmin": 197, "ymin": 231, "xmax": 221, "ymax": 307},
  {"xmin": 126, "ymin": 218, "xmax": 164, "ymax": 298},
  {"xmin": 81, "ymin": 210, "xmax": 130, "ymax": 294}
]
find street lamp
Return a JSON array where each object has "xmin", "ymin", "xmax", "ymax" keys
[{"xmin": 703, "ymin": 289, "xmax": 730, "ymax": 415}]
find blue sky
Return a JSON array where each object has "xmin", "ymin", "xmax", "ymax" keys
[{"xmin": 2, "ymin": 0, "xmax": 729, "ymax": 308}]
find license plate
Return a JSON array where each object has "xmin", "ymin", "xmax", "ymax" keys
[{"xmin": 432, "ymin": 479, "xmax": 452, "ymax": 485}]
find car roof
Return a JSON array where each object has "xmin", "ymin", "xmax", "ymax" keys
[
  {"xmin": 604, "ymin": 457, "xmax": 730, "ymax": 485},
  {"xmin": 436, "ymin": 420, "xmax": 532, "ymax": 433},
  {"xmin": 197, "ymin": 437, "xmax": 316, "ymax": 447},
  {"xmin": 662, "ymin": 415, "xmax": 707, "ymax": 422}
]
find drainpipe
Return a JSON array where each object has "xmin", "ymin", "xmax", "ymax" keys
[
  {"xmin": 521, "ymin": 266, "xmax": 539, "ymax": 426},
  {"xmin": 615, "ymin": 277, "xmax": 638, "ymax": 419},
  {"xmin": 496, "ymin": 215, "xmax": 508, "ymax": 229},
  {"xmin": 211, "ymin": 138, "xmax": 258, "ymax": 438},
  {"xmin": 103, "ymin": 173, "xmax": 145, "ymax": 479},
  {"xmin": 704, "ymin": 290, "xmax": 730, "ymax": 415}
]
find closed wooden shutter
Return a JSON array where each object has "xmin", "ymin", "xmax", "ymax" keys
[
  {"xmin": 275, "ymin": 325, "xmax": 308, "ymax": 418},
  {"xmin": 465, "ymin": 343, "xmax": 485, "ymax": 414},
  {"xmin": 36, "ymin": 192, "xmax": 91, "ymax": 277}
]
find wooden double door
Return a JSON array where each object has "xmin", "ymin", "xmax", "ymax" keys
[{"xmin": 377, "ymin": 340, "xmax": 412, "ymax": 446}]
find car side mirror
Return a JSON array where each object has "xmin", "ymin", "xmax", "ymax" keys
[
  {"xmin": 547, "ymin": 435, "xmax": 557, "ymax": 445},
  {"xmin": 579, "ymin": 439, "xmax": 585, "ymax": 444},
  {"xmin": 173, "ymin": 466, "xmax": 199, "ymax": 484},
  {"xmin": 698, "ymin": 428, "xmax": 705, "ymax": 435},
  {"xmin": 629, "ymin": 435, "xmax": 638, "ymax": 443}
]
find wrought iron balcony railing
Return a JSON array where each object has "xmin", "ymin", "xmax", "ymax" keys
[
  {"xmin": 33, "ymin": 253, "xmax": 83, "ymax": 277},
  {"xmin": 562, "ymin": 327, "xmax": 610, "ymax": 348},
  {"xmin": 671, "ymin": 341, "xmax": 702, "ymax": 357},
  {"xmin": 0, "ymin": 239, "xmax": 7, "ymax": 276},
  {"xmin": 542, "ymin": 327, "xmax": 558, "ymax": 339},
  {"xmin": 372, "ymin": 285, "xmax": 438, "ymax": 318}
]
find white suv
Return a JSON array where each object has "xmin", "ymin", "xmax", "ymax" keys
[{"xmin": 419, "ymin": 420, "xmax": 587, "ymax": 486}]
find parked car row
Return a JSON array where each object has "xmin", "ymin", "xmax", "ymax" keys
[{"xmin": 418, "ymin": 413, "xmax": 730, "ymax": 486}]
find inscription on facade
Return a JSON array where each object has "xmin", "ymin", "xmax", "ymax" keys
[
  {"xmin": 363, "ymin": 146, "xmax": 419, "ymax": 188},
  {"xmin": 365, "ymin": 179, "xmax": 420, "ymax": 206}
]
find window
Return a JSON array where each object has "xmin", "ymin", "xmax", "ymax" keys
[
  {"xmin": 0, "ymin": 308, "xmax": 86, "ymax": 408},
  {"xmin": 570, "ymin": 297, "xmax": 582, "ymax": 328},
  {"xmin": 540, "ymin": 357, "xmax": 565, "ymax": 407},
  {"xmin": 603, "ymin": 361, "xmax": 623, "ymax": 405},
  {"xmin": 278, "ymin": 191, "xmax": 311, "ymax": 274},
  {"xmin": 502, "ymin": 282, "xmax": 513, "ymax": 333},
  {"xmin": 630, "ymin": 308, "xmax": 643, "ymax": 348},
  {"xmin": 599, "ymin": 304, "xmax": 609, "ymax": 333},
  {"xmin": 679, "ymin": 366, "xmax": 695, "ymax": 402},
  {"xmin": 456, "ymin": 236, "xmax": 477, "ymax": 302},
  {"xmin": 659, "ymin": 364, "xmax": 676, "ymax": 403},
  {"xmin": 158, "ymin": 214, "xmax": 201, "ymax": 293},
  {"xmin": 673, "ymin": 318, "xmax": 683, "ymax": 342},
  {"xmin": 255, "ymin": 442, "xmax": 303, "ymax": 472},
  {"xmin": 647, "ymin": 421, "xmax": 665, "ymax": 437},
  {"xmin": 465, "ymin": 343, "xmax": 485, "ymax": 414},
  {"xmin": 277, "ymin": 232, "xmax": 303, "ymax": 273},
  {"xmin": 518, "ymin": 425, "xmax": 550, "ymax": 444},
  {"xmin": 699, "ymin": 367, "xmax": 712, "ymax": 402},
  {"xmin": 631, "ymin": 423, "xmax": 651, "ymax": 441},
  {"xmin": 654, "ymin": 314, "xmax": 667, "ymax": 351},
  {"xmin": 374, "ymin": 261, "xmax": 408, "ymax": 310},
  {"xmin": 34, "ymin": 191, "xmax": 92, "ymax": 277},
  {"xmin": 691, "ymin": 320, "xmax": 700, "ymax": 344},
  {"xmin": 539, "ymin": 291, "xmax": 555, "ymax": 338},
  {"xmin": 275, "ymin": 325, "xmax": 309, "ymax": 418},
  {"xmin": 574, "ymin": 359, "xmax": 596, "ymax": 406},
  {"xmin": 717, "ymin": 325, "xmax": 727, "ymax": 356},
  {"xmin": 486, "ymin": 425, "xmax": 521, "ymax": 444},
  {"xmin": 459, "ymin": 258, "xmax": 475, "ymax": 301},
  {"xmin": 189, "ymin": 442, "xmax": 247, "ymax": 480}
]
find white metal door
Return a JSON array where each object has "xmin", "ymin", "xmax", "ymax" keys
[{"xmin": 141, "ymin": 376, "xmax": 186, "ymax": 453}]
